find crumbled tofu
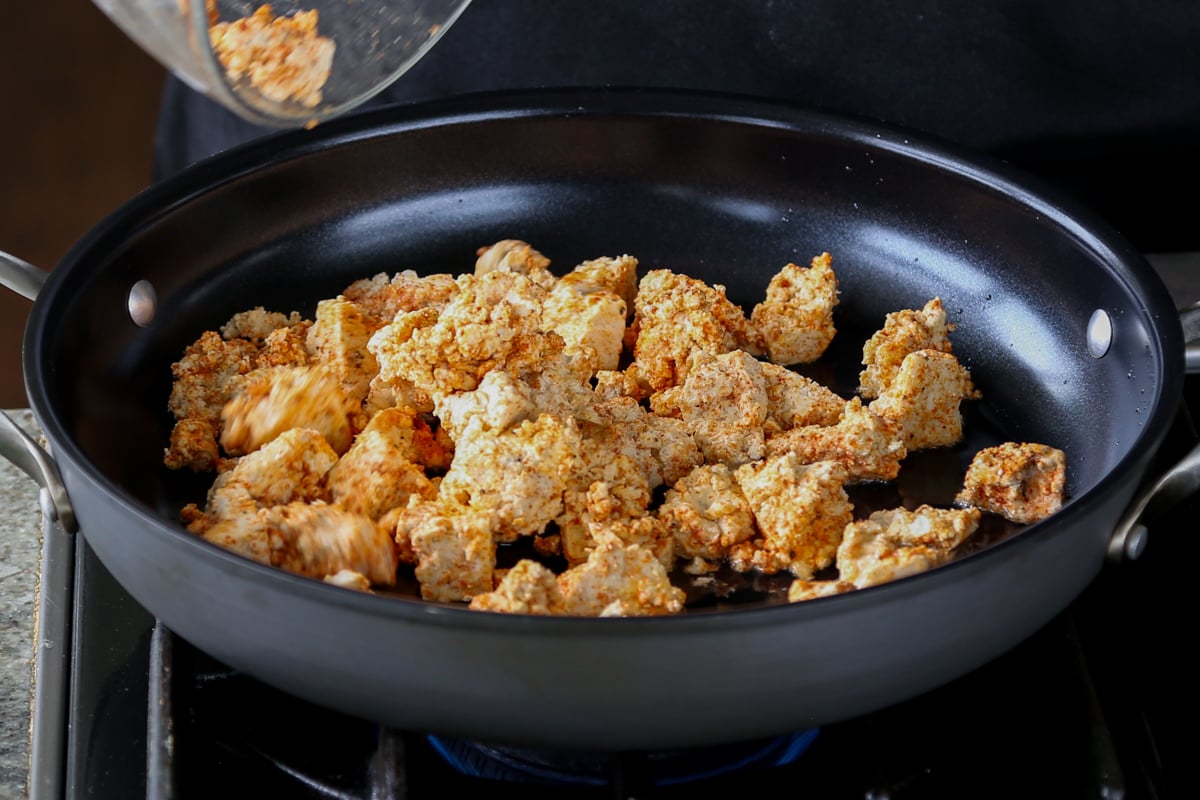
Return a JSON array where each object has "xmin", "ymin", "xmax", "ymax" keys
[
  {"xmin": 560, "ymin": 255, "xmax": 639, "ymax": 319},
  {"xmin": 557, "ymin": 451, "xmax": 651, "ymax": 565},
  {"xmin": 341, "ymin": 270, "xmax": 460, "ymax": 329},
  {"xmin": 588, "ymin": 397, "xmax": 704, "ymax": 490},
  {"xmin": 169, "ymin": 240, "xmax": 1062, "ymax": 612},
  {"xmin": 205, "ymin": 427, "xmax": 337, "ymax": 515},
  {"xmin": 439, "ymin": 414, "xmax": 582, "ymax": 540},
  {"xmin": 168, "ymin": 330, "xmax": 258, "ymax": 424},
  {"xmin": 650, "ymin": 349, "xmax": 769, "ymax": 467},
  {"xmin": 369, "ymin": 271, "xmax": 558, "ymax": 402},
  {"xmin": 786, "ymin": 579, "xmax": 857, "ymax": 603},
  {"xmin": 306, "ymin": 297, "xmax": 379, "ymax": 403},
  {"xmin": 759, "ymin": 362, "xmax": 846, "ymax": 432},
  {"xmin": 955, "ymin": 442, "xmax": 1066, "ymax": 523},
  {"xmin": 749, "ymin": 252, "xmax": 839, "ymax": 365},
  {"xmin": 836, "ymin": 505, "xmax": 981, "ymax": 587},
  {"xmin": 766, "ymin": 397, "xmax": 907, "ymax": 481},
  {"xmin": 658, "ymin": 464, "xmax": 756, "ymax": 561},
  {"xmin": 469, "ymin": 559, "xmax": 565, "ymax": 614},
  {"xmin": 541, "ymin": 278, "xmax": 627, "ymax": 371},
  {"xmin": 327, "ymin": 407, "xmax": 438, "ymax": 519},
  {"xmin": 324, "ymin": 569, "xmax": 373, "ymax": 593},
  {"xmin": 868, "ymin": 350, "xmax": 977, "ymax": 451},
  {"xmin": 730, "ymin": 456, "xmax": 853, "ymax": 579},
  {"xmin": 434, "ymin": 369, "xmax": 536, "ymax": 440},
  {"xmin": 164, "ymin": 418, "xmax": 221, "ymax": 473},
  {"xmin": 256, "ymin": 321, "xmax": 312, "ymax": 369},
  {"xmin": 588, "ymin": 512, "xmax": 675, "ymax": 571},
  {"xmin": 365, "ymin": 306, "xmax": 440, "ymax": 414},
  {"xmin": 631, "ymin": 269, "xmax": 763, "ymax": 392},
  {"xmin": 190, "ymin": 428, "xmax": 340, "ymax": 559},
  {"xmin": 265, "ymin": 500, "xmax": 399, "ymax": 586},
  {"xmin": 520, "ymin": 345, "xmax": 605, "ymax": 424},
  {"xmin": 557, "ymin": 534, "xmax": 685, "ymax": 617},
  {"xmin": 220, "ymin": 307, "xmax": 305, "ymax": 343},
  {"xmin": 858, "ymin": 297, "xmax": 955, "ymax": 398},
  {"xmin": 474, "ymin": 239, "xmax": 557, "ymax": 290},
  {"xmin": 195, "ymin": 490, "xmax": 274, "ymax": 564},
  {"xmin": 209, "ymin": 4, "xmax": 335, "ymax": 108},
  {"xmin": 220, "ymin": 365, "xmax": 355, "ymax": 455},
  {"xmin": 397, "ymin": 499, "xmax": 496, "ymax": 602},
  {"xmin": 593, "ymin": 368, "xmax": 644, "ymax": 402}
]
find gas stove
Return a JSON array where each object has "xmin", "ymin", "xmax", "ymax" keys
[{"xmin": 27, "ymin": 258, "xmax": 1199, "ymax": 800}]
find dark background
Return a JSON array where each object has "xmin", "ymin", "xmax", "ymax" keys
[{"xmin": 0, "ymin": 1, "xmax": 164, "ymax": 409}]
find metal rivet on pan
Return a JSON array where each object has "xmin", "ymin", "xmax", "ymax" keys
[
  {"xmin": 1086, "ymin": 309, "xmax": 1112, "ymax": 358},
  {"xmin": 128, "ymin": 280, "xmax": 157, "ymax": 327}
]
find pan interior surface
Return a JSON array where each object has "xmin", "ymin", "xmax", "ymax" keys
[{"xmin": 28, "ymin": 92, "xmax": 1177, "ymax": 614}]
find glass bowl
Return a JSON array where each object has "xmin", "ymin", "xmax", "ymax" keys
[{"xmin": 93, "ymin": 0, "xmax": 473, "ymax": 127}]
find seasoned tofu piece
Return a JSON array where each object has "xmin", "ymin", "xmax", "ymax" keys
[
  {"xmin": 220, "ymin": 365, "xmax": 355, "ymax": 455},
  {"xmin": 593, "ymin": 368, "xmax": 645, "ymax": 402},
  {"xmin": 520, "ymin": 344, "xmax": 605, "ymax": 424},
  {"xmin": 434, "ymin": 369, "xmax": 536, "ymax": 440},
  {"xmin": 306, "ymin": 297, "xmax": 379, "ymax": 403},
  {"xmin": 474, "ymin": 239, "xmax": 557, "ymax": 290},
  {"xmin": 631, "ymin": 269, "xmax": 764, "ymax": 392},
  {"xmin": 557, "ymin": 451, "xmax": 652, "ymax": 565},
  {"xmin": 759, "ymin": 362, "xmax": 846, "ymax": 432},
  {"xmin": 208, "ymin": 4, "xmax": 335, "ymax": 108},
  {"xmin": 195, "ymin": 489, "xmax": 274, "ymax": 564},
  {"xmin": 557, "ymin": 533, "xmax": 685, "ymax": 617},
  {"xmin": 341, "ymin": 270, "xmax": 460, "ymax": 329},
  {"xmin": 787, "ymin": 579, "xmax": 857, "ymax": 603},
  {"xmin": 650, "ymin": 349, "xmax": 768, "ymax": 467},
  {"xmin": 868, "ymin": 350, "xmax": 977, "ymax": 451},
  {"xmin": 541, "ymin": 278, "xmax": 627, "ymax": 371},
  {"xmin": 955, "ymin": 442, "xmax": 1066, "ymax": 523},
  {"xmin": 750, "ymin": 252, "xmax": 840, "ymax": 365},
  {"xmin": 365, "ymin": 306, "xmax": 440, "ymax": 414},
  {"xmin": 324, "ymin": 570, "xmax": 373, "ymax": 592},
  {"xmin": 658, "ymin": 463, "xmax": 756, "ymax": 561},
  {"xmin": 164, "ymin": 418, "xmax": 221, "ymax": 473},
  {"xmin": 220, "ymin": 307, "xmax": 305, "ymax": 343},
  {"xmin": 766, "ymin": 397, "xmax": 907, "ymax": 481},
  {"xmin": 168, "ymin": 330, "xmax": 258, "ymax": 424},
  {"xmin": 729, "ymin": 456, "xmax": 853, "ymax": 579},
  {"xmin": 469, "ymin": 559, "xmax": 566, "ymax": 614},
  {"xmin": 836, "ymin": 505, "xmax": 981, "ymax": 587},
  {"xmin": 439, "ymin": 414, "xmax": 582, "ymax": 540},
  {"xmin": 396, "ymin": 499, "xmax": 496, "ymax": 602},
  {"xmin": 205, "ymin": 427, "xmax": 338, "ymax": 514},
  {"xmin": 368, "ymin": 271, "xmax": 558, "ymax": 401},
  {"xmin": 327, "ymin": 407, "xmax": 438, "ymax": 519},
  {"xmin": 256, "ymin": 321, "xmax": 312, "ymax": 369},
  {"xmin": 588, "ymin": 396, "xmax": 704, "ymax": 490},
  {"xmin": 560, "ymin": 255, "xmax": 639, "ymax": 320},
  {"xmin": 587, "ymin": 511, "xmax": 675, "ymax": 571},
  {"xmin": 858, "ymin": 297, "xmax": 955, "ymax": 398},
  {"xmin": 265, "ymin": 500, "xmax": 399, "ymax": 586}
]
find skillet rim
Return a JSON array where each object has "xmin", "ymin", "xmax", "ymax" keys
[{"xmin": 22, "ymin": 86, "xmax": 1185, "ymax": 632}]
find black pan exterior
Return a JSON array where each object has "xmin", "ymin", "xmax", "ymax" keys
[{"xmin": 22, "ymin": 89, "xmax": 1183, "ymax": 749}]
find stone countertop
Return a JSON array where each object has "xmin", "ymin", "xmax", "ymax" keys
[{"xmin": 0, "ymin": 410, "xmax": 40, "ymax": 799}]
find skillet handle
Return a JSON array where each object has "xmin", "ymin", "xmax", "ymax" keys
[
  {"xmin": 0, "ymin": 411, "xmax": 76, "ymax": 533},
  {"xmin": 1108, "ymin": 306, "xmax": 1200, "ymax": 562},
  {"xmin": 0, "ymin": 249, "xmax": 48, "ymax": 301}
]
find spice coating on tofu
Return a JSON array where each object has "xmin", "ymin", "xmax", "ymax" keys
[
  {"xmin": 955, "ymin": 442, "xmax": 1066, "ymax": 523},
  {"xmin": 165, "ymin": 240, "xmax": 1067, "ymax": 613},
  {"xmin": 750, "ymin": 251, "xmax": 839, "ymax": 365},
  {"xmin": 208, "ymin": 4, "xmax": 335, "ymax": 109}
]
